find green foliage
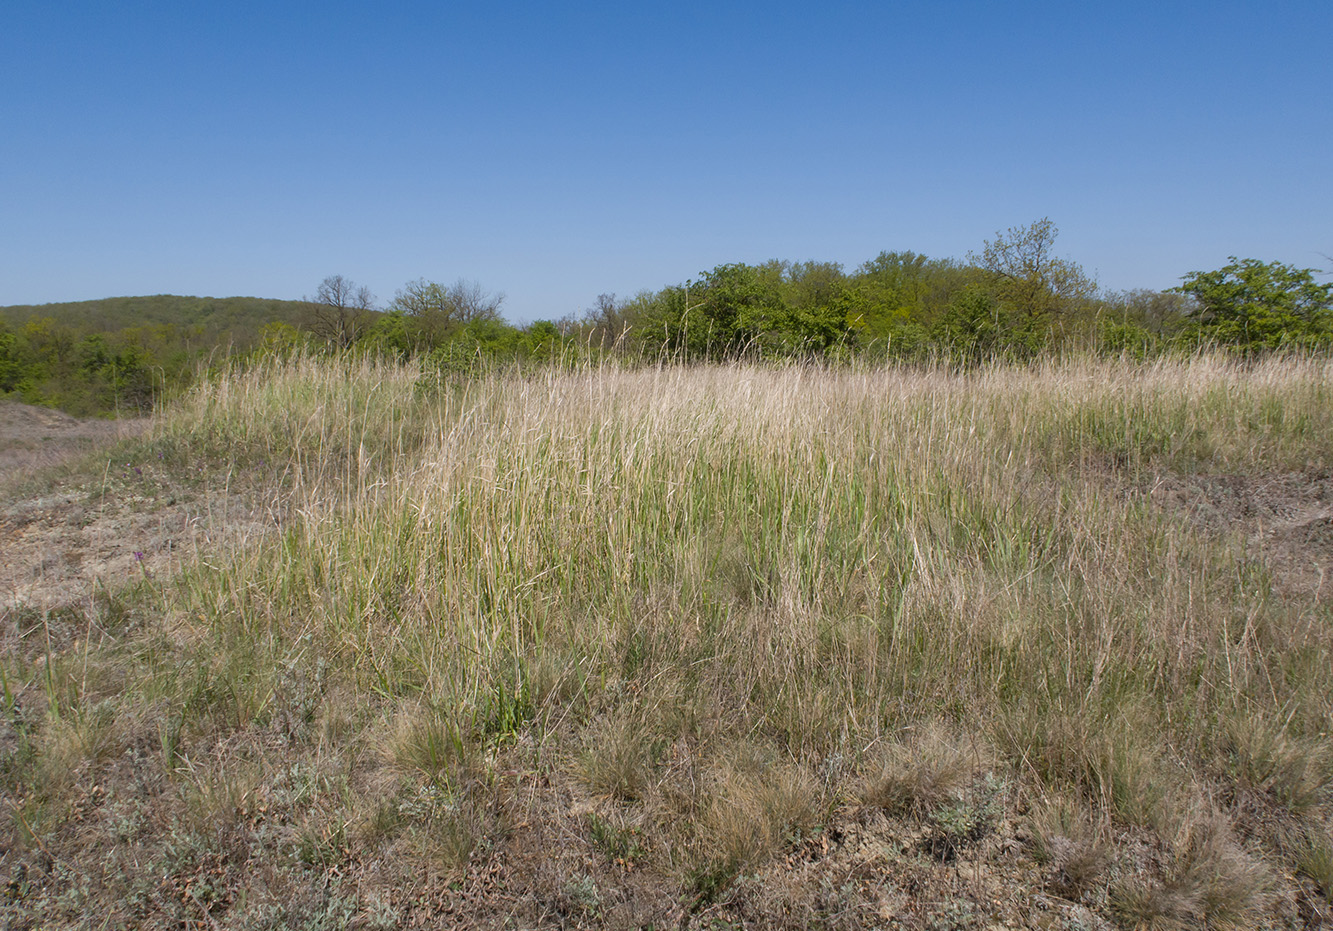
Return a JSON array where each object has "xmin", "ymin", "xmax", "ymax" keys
[
  {"xmin": 972, "ymin": 218, "xmax": 1097, "ymax": 332},
  {"xmin": 0, "ymin": 324, "xmax": 22, "ymax": 392},
  {"xmin": 415, "ymin": 318, "xmax": 571, "ymax": 380},
  {"xmin": 933, "ymin": 285, "xmax": 1050, "ymax": 362},
  {"xmin": 638, "ymin": 261, "xmax": 854, "ymax": 360},
  {"xmin": 362, "ymin": 311, "xmax": 417, "ymax": 360},
  {"xmin": 1095, "ymin": 317, "xmax": 1158, "ymax": 360},
  {"xmin": 0, "ymin": 295, "xmax": 313, "ymax": 415},
  {"xmin": 1101, "ymin": 288, "xmax": 1194, "ymax": 337},
  {"xmin": 1174, "ymin": 257, "xmax": 1333, "ymax": 350},
  {"xmin": 621, "ymin": 228, "xmax": 1109, "ymax": 365},
  {"xmin": 389, "ymin": 278, "xmax": 504, "ymax": 348},
  {"xmin": 8, "ymin": 236, "xmax": 1327, "ymax": 417},
  {"xmin": 933, "ymin": 287, "xmax": 1008, "ymax": 362},
  {"xmin": 257, "ymin": 321, "xmax": 308, "ymax": 358},
  {"xmin": 0, "ymin": 294, "xmax": 310, "ymax": 334},
  {"xmin": 849, "ymin": 251, "xmax": 980, "ymax": 344}
]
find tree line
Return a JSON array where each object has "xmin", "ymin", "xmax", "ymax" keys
[
  {"xmin": 572, "ymin": 220, "xmax": 1331, "ymax": 363},
  {"xmin": 300, "ymin": 219, "xmax": 1333, "ymax": 371},
  {"xmin": 3, "ymin": 219, "xmax": 1330, "ymax": 415}
]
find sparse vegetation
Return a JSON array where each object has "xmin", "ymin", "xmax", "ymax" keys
[{"xmin": 3, "ymin": 350, "xmax": 1333, "ymax": 927}]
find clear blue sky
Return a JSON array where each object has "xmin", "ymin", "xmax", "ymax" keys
[{"xmin": 3, "ymin": 1, "xmax": 1329, "ymax": 322}]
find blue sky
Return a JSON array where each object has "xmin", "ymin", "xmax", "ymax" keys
[{"xmin": 3, "ymin": 1, "xmax": 1329, "ymax": 322}]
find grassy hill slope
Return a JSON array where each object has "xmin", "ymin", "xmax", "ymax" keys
[{"xmin": 2, "ymin": 354, "xmax": 1331, "ymax": 929}]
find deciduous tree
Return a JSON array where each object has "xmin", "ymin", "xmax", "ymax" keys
[
  {"xmin": 307, "ymin": 275, "xmax": 375, "ymax": 349},
  {"xmin": 971, "ymin": 218, "xmax": 1095, "ymax": 334},
  {"xmin": 389, "ymin": 279, "xmax": 504, "ymax": 348},
  {"xmin": 1173, "ymin": 257, "xmax": 1333, "ymax": 349}
]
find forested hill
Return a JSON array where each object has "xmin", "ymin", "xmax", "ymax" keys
[
  {"xmin": 0, "ymin": 295, "xmax": 316, "ymax": 416},
  {"xmin": 0, "ymin": 294, "xmax": 311, "ymax": 336}
]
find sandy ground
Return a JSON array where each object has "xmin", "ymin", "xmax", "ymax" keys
[{"xmin": 0, "ymin": 401, "xmax": 138, "ymax": 479}]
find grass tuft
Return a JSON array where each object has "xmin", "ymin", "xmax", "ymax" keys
[
  {"xmin": 1295, "ymin": 828, "xmax": 1333, "ymax": 904},
  {"xmin": 1112, "ymin": 813, "xmax": 1272, "ymax": 930},
  {"xmin": 580, "ymin": 710, "xmax": 660, "ymax": 801},
  {"xmin": 1223, "ymin": 716, "xmax": 1333, "ymax": 815},
  {"xmin": 861, "ymin": 729, "xmax": 977, "ymax": 818},
  {"xmin": 1026, "ymin": 796, "xmax": 1110, "ymax": 895}
]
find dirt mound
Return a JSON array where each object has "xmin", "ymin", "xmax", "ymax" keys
[{"xmin": 0, "ymin": 400, "xmax": 81, "ymax": 430}]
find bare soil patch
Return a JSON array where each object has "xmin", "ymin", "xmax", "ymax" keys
[
  {"xmin": 0, "ymin": 401, "xmax": 140, "ymax": 480},
  {"xmin": 0, "ymin": 401, "xmax": 275, "ymax": 612},
  {"xmin": 1148, "ymin": 470, "xmax": 1333, "ymax": 601}
]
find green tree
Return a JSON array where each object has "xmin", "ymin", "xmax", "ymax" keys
[
  {"xmin": 362, "ymin": 311, "xmax": 417, "ymax": 360},
  {"xmin": 0, "ymin": 324, "xmax": 23, "ymax": 392},
  {"xmin": 424, "ymin": 317, "xmax": 524, "ymax": 375},
  {"xmin": 638, "ymin": 265, "xmax": 765, "ymax": 359},
  {"xmin": 692, "ymin": 263, "xmax": 769, "ymax": 355},
  {"xmin": 846, "ymin": 252, "xmax": 979, "ymax": 354},
  {"xmin": 781, "ymin": 260, "xmax": 845, "ymax": 311},
  {"xmin": 257, "ymin": 321, "xmax": 306, "ymax": 358},
  {"xmin": 390, "ymin": 279, "xmax": 504, "ymax": 349},
  {"xmin": 22, "ymin": 316, "xmax": 75, "ymax": 365},
  {"xmin": 639, "ymin": 263, "xmax": 853, "ymax": 360},
  {"xmin": 523, "ymin": 320, "xmax": 563, "ymax": 357},
  {"xmin": 971, "ymin": 218, "xmax": 1096, "ymax": 340},
  {"xmin": 1172, "ymin": 257, "xmax": 1333, "ymax": 350},
  {"xmin": 933, "ymin": 286, "xmax": 1030, "ymax": 362}
]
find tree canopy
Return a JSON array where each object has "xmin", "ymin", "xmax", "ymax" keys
[
  {"xmin": 971, "ymin": 218, "xmax": 1096, "ymax": 328},
  {"xmin": 1174, "ymin": 257, "xmax": 1333, "ymax": 350}
]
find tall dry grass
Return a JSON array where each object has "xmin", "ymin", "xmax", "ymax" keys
[
  {"xmin": 157, "ymin": 354, "xmax": 1332, "ymax": 801},
  {"xmin": 6, "ymin": 351, "xmax": 1332, "ymax": 924}
]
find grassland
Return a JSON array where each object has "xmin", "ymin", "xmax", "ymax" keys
[{"xmin": 2, "ymin": 354, "xmax": 1332, "ymax": 929}]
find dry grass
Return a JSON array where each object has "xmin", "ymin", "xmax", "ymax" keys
[
  {"xmin": 1026, "ymin": 796, "xmax": 1110, "ymax": 895},
  {"xmin": 579, "ymin": 709, "xmax": 660, "ymax": 802},
  {"xmin": 1296, "ymin": 828, "xmax": 1333, "ymax": 904},
  {"xmin": 3, "ymin": 351, "xmax": 1333, "ymax": 927},
  {"xmin": 677, "ymin": 744, "xmax": 820, "ymax": 901},
  {"xmin": 1112, "ymin": 812, "xmax": 1273, "ymax": 930},
  {"xmin": 861, "ymin": 728, "xmax": 978, "ymax": 817},
  {"xmin": 1222, "ymin": 714, "xmax": 1333, "ymax": 815}
]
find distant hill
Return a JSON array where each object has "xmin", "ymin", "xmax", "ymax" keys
[
  {"xmin": 0, "ymin": 294, "xmax": 313, "ymax": 347},
  {"xmin": 0, "ymin": 294, "xmax": 323, "ymax": 416}
]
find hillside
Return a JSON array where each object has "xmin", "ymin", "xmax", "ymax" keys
[
  {"xmin": 0, "ymin": 295, "xmax": 318, "ymax": 416},
  {"xmin": 1, "ymin": 355, "xmax": 1332, "ymax": 929},
  {"xmin": 0, "ymin": 294, "xmax": 312, "ymax": 338}
]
